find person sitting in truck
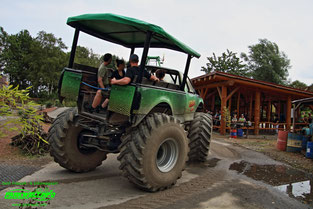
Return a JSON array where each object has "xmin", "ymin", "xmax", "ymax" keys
[
  {"xmin": 111, "ymin": 54, "xmax": 159, "ymax": 85},
  {"xmin": 111, "ymin": 59, "xmax": 126, "ymax": 80},
  {"xmin": 90, "ymin": 53, "xmax": 112, "ymax": 111},
  {"xmin": 155, "ymin": 69, "xmax": 166, "ymax": 81}
]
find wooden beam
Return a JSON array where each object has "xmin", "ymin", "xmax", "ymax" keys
[
  {"xmin": 195, "ymin": 80, "xmax": 236, "ymax": 90},
  {"xmin": 237, "ymin": 92, "xmax": 241, "ymax": 116},
  {"xmin": 249, "ymin": 95, "xmax": 253, "ymax": 121},
  {"xmin": 277, "ymin": 101, "xmax": 281, "ymax": 119},
  {"xmin": 228, "ymin": 96, "xmax": 232, "ymax": 110},
  {"xmin": 217, "ymin": 87, "xmax": 222, "ymax": 99},
  {"xmin": 226, "ymin": 87, "xmax": 240, "ymax": 101},
  {"xmin": 206, "ymin": 90, "xmax": 217, "ymax": 100},
  {"xmin": 228, "ymin": 96, "xmax": 232, "ymax": 118},
  {"xmin": 203, "ymin": 88, "xmax": 209, "ymax": 99},
  {"xmin": 211, "ymin": 76, "xmax": 313, "ymax": 98},
  {"xmin": 220, "ymin": 85, "xmax": 227, "ymax": 135},
  {"xmin": 211, "ymin": 94, "xmax": 215, "ymax": 112},
  {"xmin": 195, "ymin": 81, "xmax": 228, "ymax": 90},
  {"xmin": 286, "ymin": 96, "xmax": 291, "ymax": 131},
  {"xmin": 254, "ymin": 91, "xmax": 261, "ymax": 135},
  {"xmin": 266, "ymin": 100, "xmax": 271, "ymax": 128}
]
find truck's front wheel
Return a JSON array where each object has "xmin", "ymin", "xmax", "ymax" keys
[
  {"xmin": 48, "ymin": 108, "xmax": 107, "ymax": 172},
  {"xmin": 187, "ymin": 112, "xmax": 212, "ymax": 162},
  {"xmin": 118, "ymin": 113, "xmax": 188, "ymax": 192}
]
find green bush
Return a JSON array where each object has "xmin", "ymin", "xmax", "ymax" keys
[{"xmin": 0, "ymin": 84, "xmax": 49, "ymax": 155}]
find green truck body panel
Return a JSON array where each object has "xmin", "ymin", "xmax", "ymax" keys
[
  {"xmin": 60, "ymin": 71, "xmax": 82, "ymax": 101},
  {"xmin": 108, "ymin": 85, "xmax": 136, "ymax": 116},
  {"xmin": 108, "ymin": 84, "xmax": 203, "ymax": 122},
  {"xmin": 60, "ymin": 71, "xmax": 203, "ymax": 123},
  {"xmin": 136, "ymin": 86, "xmax": 202, "ymax": 121}
]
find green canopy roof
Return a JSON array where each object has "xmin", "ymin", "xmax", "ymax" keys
[{"xmin": 67, "ymin": 13, "xmax": 200, "ymax": 58}]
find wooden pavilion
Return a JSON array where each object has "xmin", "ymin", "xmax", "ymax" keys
[{"xmin": 192, "ymin": 72, "xmax": 313, "ymax": 135}]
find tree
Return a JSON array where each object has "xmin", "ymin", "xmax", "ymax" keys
[
  {"xmin": 241, "ymin": 39, "xmax": 290, "ymax": 85},
  {"xmin": 28, "ymin": 31, "xmax": 68, "ymax": 96},
  {"xmin": 306, "ymin": 83, "xmax": 313, "ymax": 92},
  {"xmin": 0, "ymin": 29, "xmax": 34, "ymax": 90},
  {"xmin": 289, "ymin": 80, "xmax": 307, "ymax": 90},
  {"xmin": 74, "ymin": 46, "xmax": 101, "ymax": 68},
  {"xmin": 0, "ymin": 28, "xmax": 67, "ymax": 96},
  {"xmin": 201, "ymin": 49, "xmax": 248, "ymax": 76}
]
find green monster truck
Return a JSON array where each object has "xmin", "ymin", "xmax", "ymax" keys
[{"xmin": 48, "ymin": 13, "xmax": 212, "ymax": 192}]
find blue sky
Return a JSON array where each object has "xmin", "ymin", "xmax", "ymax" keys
[{"xmin": 1, "ymin": 0, "xmax": 313, "ymax": 84}]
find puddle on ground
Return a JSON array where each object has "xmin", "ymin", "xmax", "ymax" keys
[
  {"xmin": 186, "ymin": 158, "xmax": 221, "ymax": 175},
  {"xmin": 229, "ymin": 160, "xmax": 313, "ymax": 204},
  {"xmin": 206, "ymin": 158, "xmax": 221, "ymax": 168}
]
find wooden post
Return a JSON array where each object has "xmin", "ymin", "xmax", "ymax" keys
[
  {"xmin": 277, "ymin": 101, "xmax": 281, "ymax": 121},
  {"xmin": 254, "ymin": 91, "xmax": 261, "ymax": 135},
  {"xmin": 220, "ymin": 86, "xmax": 227, "ymax": 135},
  {"xmin": 237, "ymin": 92, "xmax": 241, "ymax": 116},
  {"xmin": 267, "ymin": 100, "xmax": 271, "ymax": 128},
  {"xmin": 228, "ymin": 97, "xmax": 232, "ymax": 112},
  {"xmin": 249, "ymin": 95, "xmax": 253, "ymax": 121},
  {"xmin": 286, "ymin": 96, "xmax": 291, "ymax": 131},
  {"xmin": 211, "ymin": 94, "xmax": 215, "ymax": 112}
]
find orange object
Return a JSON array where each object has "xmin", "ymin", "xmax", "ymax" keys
[
  {"xmin": 276, "ymin": 130, "xmax": 288, "ymax": 151},
  {"xmin": 189, "ymin": 100, "xmax": 195, "ymax": 107}
]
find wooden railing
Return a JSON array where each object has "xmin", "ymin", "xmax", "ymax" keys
[{"xmin": 213, "ymin": 121, "xmax": 310, "ymax": 134}]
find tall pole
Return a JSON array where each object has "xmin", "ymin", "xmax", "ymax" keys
[
  {"xmin": 267, "ymin": 100, "xmax": 271, "ymax": 128},
  {"xmin": 286, "ymin": 96, "xmax": 292, "ymax": 131},
  {"xmin": 180, "ymin": 54, "xmax": 192, "ymax": 91},
  {"xmin": 138, "ymin": 31, "xmax": 152, "ymax": 84},
  {"xmin": 68, "ymin": 29, "xmax": 80, "ymax": 68},
  {"xmin": 129, "ymin": 47, "xmax": 135, "ymax": 60},
  {"xmin": 254, "ymin": 91, "xmax": 260, "ymax": 135},
  {"xmin": 249, "ymin": 95, "xmax": 253, "ymax": 121},
  {"xmin": 220, "ymin": 86, "xmax": 227, "ymax": 135}
]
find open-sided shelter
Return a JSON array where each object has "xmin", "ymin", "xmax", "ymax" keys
[{"xmin": 192, "ymin": 72, "xmax": 313, "ymax": 135}]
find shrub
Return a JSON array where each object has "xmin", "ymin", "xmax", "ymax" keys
[{"xmin": 0, "ymin": 84, "xmax": 49, "ymax": 155}]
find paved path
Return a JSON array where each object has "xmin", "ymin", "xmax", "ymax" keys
[
  {"xmin": 0, "ymin": 138, "xmax": 311, "ymax": 209},
  {"xmin": 0, "ymin": 164, "xmax": 39, "ymax": 191}
]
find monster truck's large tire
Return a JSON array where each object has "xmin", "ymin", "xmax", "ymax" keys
[
  {"xmin": 187, "ymin": 112, "xmax": 212, "ymax": 162},
  {"xmin": 48, "ymin": 108, "xmax": 107, "ymax": 172},
  {"xmin": 118, "ymin": 113, "xmax": 188, "ymax": 192}
]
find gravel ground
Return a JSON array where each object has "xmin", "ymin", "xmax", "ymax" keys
[{"xmin": 218, "ymin": 132, "xmax": 313, "ymax": 173}]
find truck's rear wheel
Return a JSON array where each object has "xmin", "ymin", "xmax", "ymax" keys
[
  {"xmin": 118, "ymin": 113, "xmax": 188, "ymax": 192},
  {"xmin": 188, "ymin": 112, "xmax": 212, "ymax": 162},
  {"xmin": 48, "ymin": 108, "xmax": 107, "ymax": 172}
]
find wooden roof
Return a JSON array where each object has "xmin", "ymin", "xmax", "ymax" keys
[{"xmin": 192, "ymin": 71, "xmax": 313, "ymax": 100}]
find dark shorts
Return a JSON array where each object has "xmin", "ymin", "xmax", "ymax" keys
[
  {"xmin": 100, "ymin": 85, "xmax": 111, "ymax": 98},
  {"xmin": 101, "ymin": 90, "xmax": 110, "ymax": 98}
]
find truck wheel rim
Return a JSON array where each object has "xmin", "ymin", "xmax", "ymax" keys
[{"xmin": 156, "ymin": 138, "xmax": 179, "ymax": 172}]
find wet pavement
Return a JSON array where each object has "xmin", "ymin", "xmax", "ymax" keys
[
  {"xmin": 0, "ymin": 138, "xmax": 311, "ymax": 209},
  {"xmin": 230, "ymin": 160, "xmax": 313, "ymax": 205}
]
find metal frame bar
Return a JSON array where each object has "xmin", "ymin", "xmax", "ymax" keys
[
  {"xmin": 180, "ymin": 54, "xmax": 192, "ymax": 91},
  {"xmin": 68, "ymin": 29, "xmax": 80, "ymax": 68},
  {"xmin": 137, "ymin": 31, "xmax": 152, "ymax": 84}
]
